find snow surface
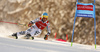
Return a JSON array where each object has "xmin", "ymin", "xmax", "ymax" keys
[{"xmin": 0, "ymin": 23, "xmax": 100, "ymax": 52}]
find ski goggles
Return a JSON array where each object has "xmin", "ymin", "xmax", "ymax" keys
[{"xmin": 43, "ymin": 15, "xmax": 48, "ymax": 19}]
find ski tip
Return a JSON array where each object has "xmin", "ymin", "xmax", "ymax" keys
[
  {"xmin": 95, "ymin": 44, "xmax": 96, "ymax": 49},
  {"xmin": 71, "ymin": 42, "xmax": 73, "ymax": 46}
]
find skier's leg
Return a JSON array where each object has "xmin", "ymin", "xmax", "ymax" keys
[
  {"xmin": 24, "ymin": 27, "xmax": 34, "ymax": 39},
  {"xmin": 12, "ymin": 26, "xmax": 34, "ymax": 39},
  {"xmin": 17, "ymin": 31, "xmax": 26, "ymax": 36},
  {"xmin": 25, "ymin": 34, "xmax": 34, "ymax": 40},
  {"xmin": 12, "ymin": 33, "xmax": 18, "ymax": 39},
  {"xmin": 12, "ymin": 31, "xmax": 27, "ymax": 39},
  {"xmin": 24, "ymin": 25, "xmax": 41, "ymax": 40},
  {"xmin": 31, "ymin": 29, "xmax": 42, "ymax": 36},
  {"xmin": 31, "ymin": 36, "xmax": 34, "ymax": 40},
  {"xmin": 25, "ymin": 34, "xmax": 31, "ymax": 39},
  {"xmin": 25, "ymin": 28, "xmax": 41, "ymax": 40}
]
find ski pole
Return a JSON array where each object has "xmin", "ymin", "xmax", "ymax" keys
[{"xmin": 17, "ymin": 23, "xmax": 28, "ymax": 26}]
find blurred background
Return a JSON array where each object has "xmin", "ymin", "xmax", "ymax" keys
[{"xmin": 0, "ymin": 0, "xmax": 100, "ymax": 45}]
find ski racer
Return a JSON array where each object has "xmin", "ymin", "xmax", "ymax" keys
[{"xmin": 12, "ymin": 12, "xmax": 51, "ymax": 40}]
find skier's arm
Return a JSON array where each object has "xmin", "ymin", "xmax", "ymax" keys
[
  {"xmin": 28, "ymin": 17, "xmax": 41, "ymax": 27},
  {"xmin": 31, "ymin": 17, "xmax": 41, "ymax": 23},
  {"xmin": 46, "ymin": 23, "xmax": 51, "ymax": 35},
  {"xmin": 44, "ymin": 23, "xmax": 50, "ymax": 40}
]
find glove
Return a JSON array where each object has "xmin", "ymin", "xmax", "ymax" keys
[
  {"xmin": 28, "ymin": 21, "xmax": 34, "ymax": 27},
  {"xmin": 44, "ymin": 35, "xmax": 48, "ymax": 40},
  {"xmin": 28, "ymin": 23, "xmax": 33, "ymax": 27}
]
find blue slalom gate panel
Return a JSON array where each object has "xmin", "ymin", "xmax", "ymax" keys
[{"xmin": 71, "ymin": 0, "xmax": 96, "ymax": 49}]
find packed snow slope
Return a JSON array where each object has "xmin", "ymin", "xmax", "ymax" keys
[
  {"xmin": 0, "ymin": 37, "xmax": 100, "ymax": 52},
  {"xmin": 0, "ymin": 0, "xmax": 100, "ymax": 45},
  {"xmin": 0, "ymin": 24, "xmax": 100, "ymax": 52}
]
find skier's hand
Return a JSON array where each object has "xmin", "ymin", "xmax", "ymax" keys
[
  {"xmin": 28, "ymin": 21, "xmax": 34, "ymax": 27},
  {"xmin": 44, "ymin": 35, "xmax": 48, "ymax": 40},
  {"xmin": 28, "ymin": 23, "xmax": 33, "ymax": 27}
]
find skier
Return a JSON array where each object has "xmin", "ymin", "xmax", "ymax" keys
[{"xmin": 12, "ymin": 12, "xmax": 51, "ymax": 40}]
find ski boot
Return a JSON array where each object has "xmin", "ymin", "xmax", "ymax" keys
[
  {"xmin": 31, "ymin": 37, "xmax": 34, "ymax": 40},
  {"xmin": 12, "ymin": 33, "xmax": 18, "ymax": 39},
  {"xmin": 25, "ymin": 34, "xmax": 31, "ymax": 39},
  {"xmin": 25, "ymin": 34, "xmax": 34, "ymax": 40}
]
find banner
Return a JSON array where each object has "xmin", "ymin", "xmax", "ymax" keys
[{"xmin": 76, "ymin": 2, "xmax": 95, "ymax": 18}]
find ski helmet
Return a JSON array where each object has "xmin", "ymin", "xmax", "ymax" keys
[{"xmin": 42, "ymin": 12, "xmax": 48, "ymax": 19}]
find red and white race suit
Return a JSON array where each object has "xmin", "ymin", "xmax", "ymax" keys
[{"xmin": 17, "ymin": 17, "xmax": 51, "ymax": 36}]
